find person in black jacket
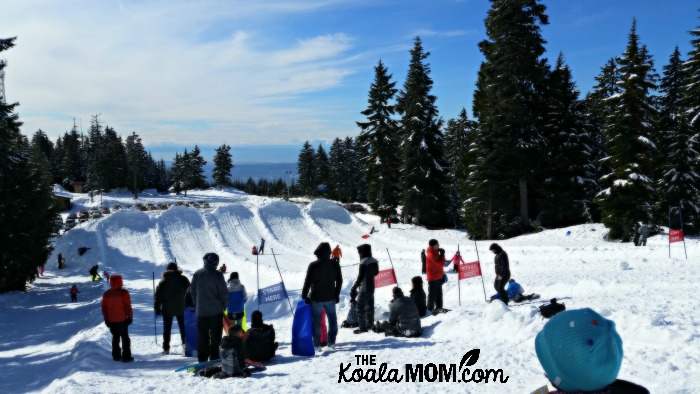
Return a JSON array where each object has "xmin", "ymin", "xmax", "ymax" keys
[
  {"xmin": 420, "ymin": 249, "xmax": 426, "ymax": 274},
  {"xmin": 489, "ymin": 243, "xmax": 511, "ymax": 305},
  {"xmin": 409, "ymin": 276, "xmax": 427, "ymax": 317},
  {"xmin": 351, "ymin": 244, "xmax": 379, "ymax": 334},
  {"xmin": 244, "ymin": 310, "xmax": 278, "ymax": 362},
  {"xmin": 154, "ymin": 262, "xmax": 191, "ymax": 355},
  {"xmin": 301, "ymin": 242, "xmax": 343, "ymax": 352}
]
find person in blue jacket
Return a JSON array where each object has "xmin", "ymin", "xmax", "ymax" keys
[{"xmin": 490, "ymin": 279, "xmax": 538, "ymax": 303}]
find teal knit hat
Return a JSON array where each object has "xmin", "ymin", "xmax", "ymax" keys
[{"xmin": 535, "ymin": 308, "xmax": 623, "ymax": 392}]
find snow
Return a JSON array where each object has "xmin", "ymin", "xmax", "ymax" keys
[
  {"xmin": 637, "ymin": 136, "xmax": 657, "ymax": 149},
  {"xmin": 2, "ymin": 190, "xmax": 699, "ymax": 393}
]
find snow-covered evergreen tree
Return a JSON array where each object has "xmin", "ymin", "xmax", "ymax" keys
[
  {"xmin": 297, "ymin": 141, "xmax": 315, "ymax": 196},
  {"xmin": 314, "ymin": 144, "xmax": 329, "ymax": 194},
  {"xmin": 125, "ymin": 132, "xmax": 148, "ymax": 198},
  {"xmin": 596, "ymin": 20, "xmax": 658, "ymax": 241},
  {"xmin": 328, "ymin": 138, "xmax": 347, "ymax": 201},
  {"xmin": 357, "ymin": 60, "xmax": 401, "ymax": 217},
  {"xmin": 396, "ymin": 37, "xmax": 449, "ymax": 226},
  {"xmin": 539, "ymin": 54, "xmax": 596, "ymax": 227},
  {"xmin": 85, "ymin": 114, "xmax": 103, "ymax": 195}
]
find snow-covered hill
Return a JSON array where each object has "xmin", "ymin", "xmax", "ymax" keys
[{"xmin": 1, "ymin": 189, "xmax": 698, "ymax": 393}]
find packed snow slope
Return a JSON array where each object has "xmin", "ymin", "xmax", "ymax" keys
[{"xmin": 1, "ymin": 189, "xmax": 698, "ymax": 393}]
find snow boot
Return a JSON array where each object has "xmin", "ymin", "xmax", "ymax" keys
[{"xmin": 353, "ymin": 328, "xmax": 368, "ymax": 334}]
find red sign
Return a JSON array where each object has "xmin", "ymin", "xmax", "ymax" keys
[
  {"xmin": 458, "ymin": 262, "xmax": 482, "ymax": 280},
  {"xmin": 669, "ymin": 229, "xmax": 685, "ymax": 243},
  {"xmin": 374, "ymin": 269, "xmax": 397, "ymax": 288}
]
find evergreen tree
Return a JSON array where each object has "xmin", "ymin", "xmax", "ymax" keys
[
  {"xmin": 85, "ymin": 114, "xmax": 103, "ymax": 197},
  {"xmin": 171, "ymin": 152, "xmax": 184, "ymax": 194},
  {"xmin": 327, "ymin": 138, "xmax": 347, "ymax": 201},
  {"xmin": 356, "ymin": 60, "xmax": 401, "ymax": 217},
  {"xmin": 314, "ymin": 144, "xmax": 329, "ymax": 195},
  {"xmin": 444, "ymin": 108, "xmax": 475, "ymax": 227},
  {"xmin": 595, "ymin": 20, "xmax": 658, "ymax": 241},
  {"xmin": 154, "ymin": 158, "xmax": 169, "ymax": 192},
  {"xmin": 186, "ymin": 145, "xmax": 207, "ymax": 190},
  {"xmin": 212, "ymin": 144, "xmax": 234, "ymax": 187},
  {"xmin": 0, "ymin": 37, "xmax": 60, "ymax": 291},
  {"xmin": 59, "ymin": 125, "xmax": 83, "ymax": 188},
  {"xmin": 297, "ymin": 141, "xmax": 315, "ymax": 195},
  {"xmin": 539, "ymin": 54, "xmax": 596, "ymax": 227},
  {"xmin": 30, "ymin": 129, "xmax": 54, "ymax": 182},
  {"xmin": 100, "ymin": 126, "xmax": 126, "ymax": 191},
  {"xmin": 396, "ymin": 37, "xmax": 449, "ymax": 226},
  {"xmin": 353, "ymin": 137, "xmax": 368, "ymax": 203},
  {"xmin": 51, "ymin": 137, "xmax": 63, "ymax": 184},
  {"xmin": 124, "ymin": 132, "xmax": 148, "ymax": 198}
]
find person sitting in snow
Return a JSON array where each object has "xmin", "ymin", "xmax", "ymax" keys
[
  {"xmin": 219, "ymin": 263, "xmax": 227, "ymax": 273},
  {"xmin": 251, "ymin": 245, "xmax": 258, "ymax": 255},
  {"xmin": 490, "ymin": 279, "xmax": 538, "ymax": 303},
  {"xmin": 341, "ymin": 289, "xmax": 360, "ymax": 328},
  {"xmin": 70, "ymin": 284, "xmax": 80, "ymax": 302},
  {"xmin": 244, "ymin": 310, "xmax": 279, "ymax": 362},
  {"xmin": 199, "ymin": 325, "xmax": 249, "ymax": 379},
  {"xmin": 533, "ymin": 308, "xmax": 649, "ymax": 394},
  {"xmin": 372, "ymin": 287, "xmax": 422, "ymax": 338},
  {"xmin": 409, "ymin": 276, "xmax": 427, "ymax": 317}
]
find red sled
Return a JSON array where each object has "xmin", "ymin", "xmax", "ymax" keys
[{"xmin": 361, "ymin": 234, "xmax": 370, "ymax": 239}]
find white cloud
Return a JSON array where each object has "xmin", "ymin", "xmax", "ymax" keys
[{"xmin": 0, "ymin": 0, "xmax": 364, "ymax": 147}]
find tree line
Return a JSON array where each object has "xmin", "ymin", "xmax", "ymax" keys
[{"xmin": 297, "ymin": 1, "xmax": 700, "ymax": 240}]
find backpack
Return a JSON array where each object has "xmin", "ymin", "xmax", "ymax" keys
[{"xmin": 539, "ymin": 298, "xmax": 565, "ymax": 318}]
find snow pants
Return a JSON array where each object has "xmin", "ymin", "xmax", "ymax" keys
[
  {"xmin": 163, "ymin": 314, "xmax": 185, "ymax": 351},
  {"xmin": 356, "ymin": 291, "xmax": 375, "ymax": 331},
  {"xmin": 197, "ymin": 313, "xmax": 224, "ymax": 362},
  {"xmin": 109, "ymin": 321, "xmax": 131, "ymax": 360},
  {"xmin": 427, "ymin": 280, "xmax": 443, "ymax": 311},
  {"xmin": 494, "ymin": 274, "xmax": 510, "ymax": 305}
]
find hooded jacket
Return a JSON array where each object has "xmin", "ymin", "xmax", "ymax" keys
[
  {"xmin": 227, "ymin": 279, "xmax": 248, "ymax": 302},
  {"xmin": 220, "ymin": 334, "xmax": 246, "ymax": 376},
  {"xmin": 409, "ymin": 284, "xmax": 427, "ymax": 317},
  {"xmin": 352, "ymin": 244, "xmax": 379, "ymax": 293},
  {"xmin": 244, "ymin": 323, "xmax": 277, "ymax": 362},
  {"xmin": 191, "ymin": 258, "xmax": 228, "ymax": 317},
  {"xmin": 154, "ymin": 270, "xmax": 191, "ymax": 316},
  {"xmin": 102, "ymin": 274, "xmax": 133, "ymax": 323},
  {"xmin": 425, "ymin": 247, "xmax": 446, "ymax": 282},
  {"xmin": 301, "ymin": 242, "xmax": 343, "ymax": 302},
  {"xmin": 494, "ymin": 250, "xmax": 510, "ymax": 277}
]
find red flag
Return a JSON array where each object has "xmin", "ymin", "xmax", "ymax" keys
[
  {"xmin": 669, "ymin": 229, "xmax": 684, "ymax": 243},
  {"xmin": 374, "ymin": 268, "xmax": 397, "ymax": 288},
  {"xmin": 458, "ymin": 262, "xmax": 482, "ymax": 280}
]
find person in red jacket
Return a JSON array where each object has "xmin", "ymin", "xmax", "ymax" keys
[
  {"xmin": 101, "ymin": 274, "xmax": 134, "ymax": 362},
  {"xmin": 425, "ymin": 239, "xmax": 446, "ymax": 312}
]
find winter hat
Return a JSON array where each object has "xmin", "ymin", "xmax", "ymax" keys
[
  {"xmin": 428, "ymin": 239, "xmax": 439, "ymax": 247},
  {"xmin": 203, "ymin": 252, "xmax": 219, "ymax": 266},
  {"xmin": 314, "ymin": 242, "xmax": 332, "ymax": 259},
  {"xmin": 535, "ymin": 308, "xmax": 623, "ymax": 392},
  {"xmin": 251, "ymin": 310, "xmax": 264, "ymax": 327},
  {"xmin": 166, "ymin": 262, "xmax": 178, "ymax": 271},
  {"xmin": 411, "ymin": 276, "xmax": 423, "ymax": 287}
]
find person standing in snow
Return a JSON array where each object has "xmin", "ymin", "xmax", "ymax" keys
[
  {"xmin": 351, "ymin": 244, "xmax": 379, "ymax": 334},
  {"xmin": 227, "ymin": 272, "xmax": 248, "ymax": 325},
  {"xmin": 154, "ymin": 262, "xmax": 191, "ymax": 355},
  {"xmin": 101, "ymin": 274, "xmax": 134, "ymax": 362},
  {"xmin": 425, "ymin": 239, "xmax": 446, "ymax": 312},
  {"xmin": 332, "ymin": 245, "xmax": 343, "ymax": 262},
  {"xmin": 409, "ymin": 276, "xmax": 427, "ymax": 317},
  {"xmin": 301, "ymin": 242, "xmax": 343, "ymax": 352},
  {"xmin": 638, "ymin": 224, "xmax": 650, "ymax": 246},
  {"xmin": 451, "ymin": 250, "xmax": 465, "ymax": 273},
  {"xmin": 386, "ymin": 217, "xmax": 392, "ymax": 228},
  {"xmin": 259, "ymin": 238, "xmax": 265, "ymax": 254},
  {"xmin": 89, "ymin": 264, "xmax": 100, "ymax": 281},
  {"xmin": 191, "ymin": 253, "xmax": 228, "ymax": 362},
  {"xmin": 489, "ymin": 243, "xmax": 511, "ymax": 305},
  {"xmin": 57, "ymin": 253, "xmax": 65, "ymax": 269},
  {"xmin": 421, "ymin": 249, "xmax": 426, "ymax": 274},
  {"xmin": 70, "ymin": 284, "xmax": 80, "ymax": 302},
  {"xmin": 39, "ymin": 262, "xmax": 45, "ymax": 276}
]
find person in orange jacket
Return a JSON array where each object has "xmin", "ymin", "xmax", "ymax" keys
[
  {"xmin": 331, "ymin": 245, "xmax": 342, "ymax": 262},
  {"xmin": 425, "ymin": 239, "xmax": 446, "ymax": 312},
  {"xmin": 102, "ymin": 274, "xmax": 134, "ymax": 362}
]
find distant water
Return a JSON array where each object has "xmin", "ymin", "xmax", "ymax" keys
[{"xmin": 204, "ymin": 162, "xmax": 297, "ymax": 183}]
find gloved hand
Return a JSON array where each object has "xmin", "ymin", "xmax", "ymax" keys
[
  {"xmin": 126, "ymin": 316, "xmax": 133, "ymax": 326},
  {"xmin": 104, "ymin": 320, "xmax": 111, "ymax": 328},
  {"xmin": 335, "ymin": 296, "xmax": 340, "ymax": 304},
  {"xmin": 439, "ymin": 248, "xmax": 445, "ymax": 257},
  {"xmin": 350, "ymin": 288, "xmax": 358, "ymax": 301},
  {"xmin": 303, "ymin": 297, "xmax": 311, "ymax": 305}
]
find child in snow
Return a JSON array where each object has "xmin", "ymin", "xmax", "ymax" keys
[
  {"xmin": 251, "ymin": 245, "xmax": 258, "ymax": 255},
  {"xmin": 103, "ymin": 271, "xmax": 110, "ymax": 282},
  {"xmin": 227, "ymin": 272, "xmax": 248, "ymax": 325},
  {"xmin": 70, "ymin": 284, "xmax": 80, "ymax": 302},
  {"xmin": 244, "ymin": 311, "xmax": 279, "ymax": 362},
  {"xmin": 89, "ymin": 264, "xmax": 101, "ymax": 281},
  {"xmin": 259, "ymin": 238, "xmax": 265, "ymax": 254},
  {"xmin": 409, "ymin": 276, "xmax": 427, "ymax": 317},
  {"xmin": 219, "ymin": 264, "xmax": 227, "ymax": 273},
  {"xmin": 490, "ymin": 279, "xmax": 538, "ymax": 303},
  {"xmin": 341, "ymin": 289, "xmax": 360, "ymax": 328},
  {"xmin": 533, "ymin": 308, "xmax": 649, "ymax": 393},
  {"xmin": 199, "ymin": 325, "xmax": 249, "ymax": 379},
  {"xmin": 101, "ymin": 274, "xmax": 134, "ymax": 362},
  {"xmin": 372, "ymin": 287, "xmax": 422, "ymax": 338},
  {"xmin": 451, "ymin": 250, "xmax": 465, "ymax": 273},
  {"xmin": 332, "ymin": 245, "xmax": 342, "ymax": 262}
]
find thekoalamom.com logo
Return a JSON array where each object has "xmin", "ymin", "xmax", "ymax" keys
[{"xmin": 338, "ymin": 349, "xmax": 509, "ymax": 384}]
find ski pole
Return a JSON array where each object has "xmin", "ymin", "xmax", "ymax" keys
[
  {"xmin": 152, "ymin": 272, "xmax": 158, "ymax": 345},
  {"xmin": 474, "ymin": 240, "xmax": 488, "ymax": 302}
]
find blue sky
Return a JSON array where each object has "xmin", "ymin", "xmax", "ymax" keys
[{"xmin": 1, "ymin": 0, "xmax": 698, "ymax": 163}]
